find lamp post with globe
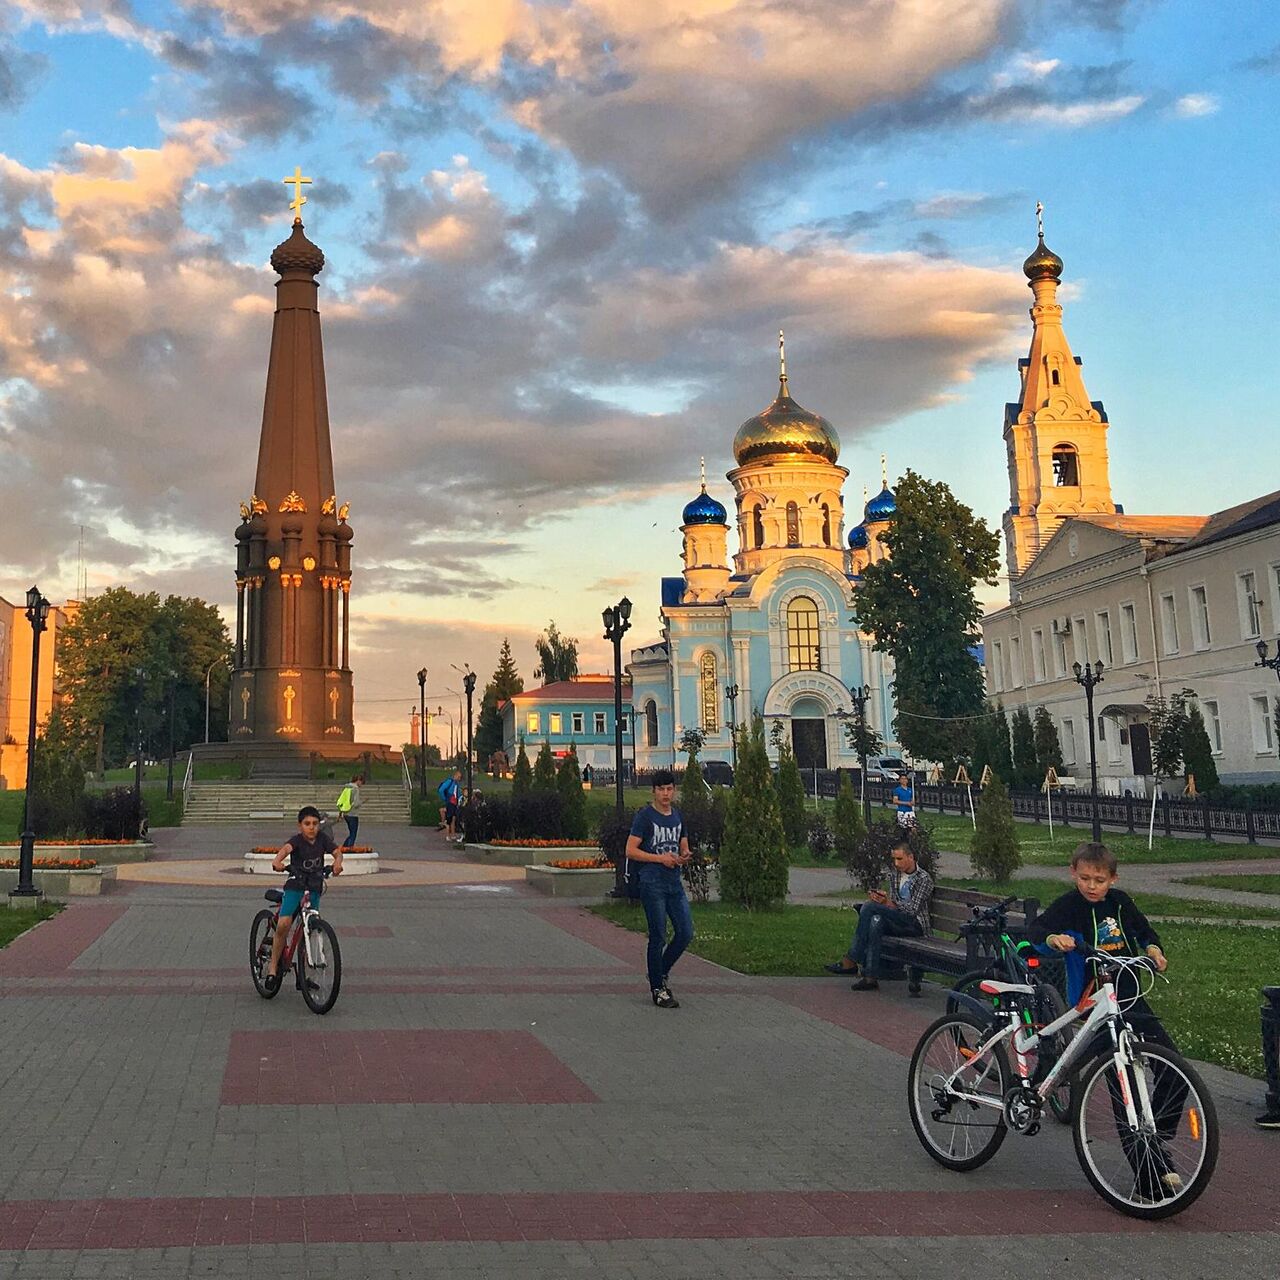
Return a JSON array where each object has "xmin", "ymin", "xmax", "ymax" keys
[{"xmin": 11, "ymin": 587, "xmax": 51, "ymax": 903}]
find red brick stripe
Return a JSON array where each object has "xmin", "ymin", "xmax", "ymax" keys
[{"xmin": 0, "ymin": 905, "xmax": 126, "ymax": 977}]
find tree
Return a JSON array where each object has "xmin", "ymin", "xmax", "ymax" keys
[
  {"xmin": 555, "ymin": 742, "xmax": 588, "ymax": 839},
  {"xmin": 532, "ymin": 739, "xmax": 557, "ymax": 791},
  {"xmin": 719, "ymin": 716, "xmax": 788, "ymax": 910},
  {"xmin": 1181, "ymin": 704, "xmax": 1219, "ymax": 793},
  {"xmin": 1146, "ymin": 689, "xmax": 1193, "ymax": 784},
  {"xmin": 29, "ymin": 710, "xmax": 88, "ymax": 838},
  {"xmin": 511, "ymin": 738, "xmax": 532, "ymax": 797},
  {"xmin": 474, "ymin": 638, "xmax": 524, "ymax": 763},
  {"xmin": 969, "ymin": 705, "xmax": 997, "ymax": 781},
  {"xmin": 970, "ymin": 773, "xmax": 1021, "ymax": 882},
  {"xmin": 533, "ymin": 622, "xmax": 579, "ymax": 684},
  {"xmin": 993, "ymin": 703, "xmax": 1013, "ymax": 782},
  {"xmin": 1011, "ymin": 706, "xmax": 1037, "ymax": 789},
  {"xmin": 830, "ymin": 772, "xmax": 867, "ymax": 869},
  {"xmin": 774, "ymin": 737, "xmax": 808, "ymax": 848},
  {"xmin": 1033, "ymin": 706, "xmax": 1064, "ymax": 779},
  {"xmin": 679, "ymin": 732, "xmax": 711, "ymax": 848},
  {"xmin": 856, "ymin": 470, "xmax": 1000, "ymax": 770}
]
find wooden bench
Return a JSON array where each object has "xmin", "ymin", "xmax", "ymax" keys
[{"xmin": 872, "ymin": 885, "xmax": 1041, "ymax": 995}]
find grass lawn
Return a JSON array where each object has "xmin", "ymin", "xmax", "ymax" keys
[
  {"xmin": 589, "ymin": 901, "xmax": 1271, "ymax": 1078},
  {"xmin": 1176, "ymin": 874, "xmax": 1280, "ymax": 896},
  {"xmin": 0, "ymin": 899, "xmax": 62, "ymax": 949}
]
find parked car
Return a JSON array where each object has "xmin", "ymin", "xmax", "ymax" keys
[
  {"xmin": 702, "ymin": 760, "xmax": 734, "ymax": 787},
  {"xmin": 864, "ymin": 756, "xmax": 908, "ymax": 783}
]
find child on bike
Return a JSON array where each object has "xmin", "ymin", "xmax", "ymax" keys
[
  {"xmin": 1027, "ymin": 841, "xmax": 1184, "ymax": 1197},
  {"xmin": 264, "ymin": 805, "xmax": 343, "ymax": 990}
]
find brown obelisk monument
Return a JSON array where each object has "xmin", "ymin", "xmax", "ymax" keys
[{"xmin": 231, "ymin": 172, "xmax": 356, "ymax": 748}]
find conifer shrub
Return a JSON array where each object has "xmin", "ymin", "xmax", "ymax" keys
[
  {"xmin": 970, "ymin": 773, "xmax": 1021, "ymax": 882},
  {"xmin": 719, "ymin": 717, "xmax": 788, "ymax": 910},
  {"xmin": 532, "ymin": 740, "xmax": 557, "ymax": 792},
  {"xmin": 774, "ymin": 738, "xmax": 809, "ymax": 849},
  {"xmin": 830, "ymin": 772, "xmax": 866, "ymax": 868},
  {"xmin": 555, "ymin": 743, "xmax": 589, "ymax": 839},
  {"xmin": 512, "ymin": 739, "xmax": 532, "ymax": 798}
]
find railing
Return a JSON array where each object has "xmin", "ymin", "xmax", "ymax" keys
[
  {"xmin": 401, "ymin": 753, "xmax": 412, "ymax": 802},
  {"xmin": 181, "ymin": 751, "xmax": 194, "ymax": 814}
]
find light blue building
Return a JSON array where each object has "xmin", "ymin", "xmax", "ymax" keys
[
  {"xmin": 500, "ymin": 676, "xmax": 635, "ymax": 772},
  {"xmin": 628, "ymin": 346, "xmax": 901, "ymax": 771}
]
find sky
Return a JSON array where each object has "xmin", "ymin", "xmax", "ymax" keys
[{"xmin": 0, "ymin": 0, "xmax": 1277, "ymax": 747}]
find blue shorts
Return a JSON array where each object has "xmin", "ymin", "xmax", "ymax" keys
[{"xmin": 280, "ymin": 884, "xmax": 321, "ymax": 918}]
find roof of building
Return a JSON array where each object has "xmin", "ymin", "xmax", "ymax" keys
[
  {"xmin": 1171, "ymin": 489, "xmax": 1280, "ymax": 554},
  {"xmin": 682, "ymin": 487, "xmax": 728, "ymax": 526},
  {"xmin": 1070, "ymin": 513, "xmax": 1209, "ymax": 542},
  {"xmin": 507, "ymin": 678, "xmax": 632, "ymax": 704}
]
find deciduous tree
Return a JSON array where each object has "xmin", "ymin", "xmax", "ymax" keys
[{"xmin": 533, "ymin": 622, "xmax": 579, "ymax": 684}]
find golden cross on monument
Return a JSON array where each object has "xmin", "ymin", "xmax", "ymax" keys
[
  {"xmin": 282, "ymin": 166, "xmax": 312, "ymax": 221},
  {"xmin": 329, "ymin": 687, "xmax": 340, "ymax": 721},
  {"xmin": 1036, "ymin": 200, "xmax": 1045, "ymax": 239},
  {"xmin": 283, "ymin": 685, "xmax": 297, "ymax": 721},
  {"xmin": 240, "ymin": 687, "xmax": 251, "ymax": 722},
  {"xmin": 778, "ymin": 329, "xmax": 787, "ymax": 380}
]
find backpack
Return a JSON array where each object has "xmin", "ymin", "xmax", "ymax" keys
[{"xmin": 336, "ymin": 785, "xmax": 353, "ymax": 813}]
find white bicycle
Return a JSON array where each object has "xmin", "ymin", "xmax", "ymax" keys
[{"xmin": 908, "ymin": 945, "xmax": 1218, "ymax": 1219}]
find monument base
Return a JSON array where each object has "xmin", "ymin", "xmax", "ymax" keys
[
  {"xmin": 191, "ymin": 741, "xmax": 394, "ymax": 769},
  {"xmin": 243, "ymin": 851, "xmax": 379, "ymax": 876}
]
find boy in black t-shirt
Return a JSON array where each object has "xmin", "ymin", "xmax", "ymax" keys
[
  {"xmin": 625, "ymin": 770, "xmax": 693, "ymax": 1008},
  {"xmin": 264, "ymin": 805, "xmax": 343, "ymax": 989}
]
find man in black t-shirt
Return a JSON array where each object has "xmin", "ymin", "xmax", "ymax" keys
[
  {"xmin": 264, "ymin": 805, "xmax": 343, "ymax": 989},
  {"xmin": 625, "ymin": 770, "xmax": 693, "ymax": 1008}
]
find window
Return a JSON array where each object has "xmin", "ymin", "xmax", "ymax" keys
[
  {"xmin": 526, "ymin": 712, "xmax": 540, "ymax": 734},
  {"xmin": 1250, "ymin": 695, "xmax": 1275, "ymax": 754},
  {"xmin": 699, "ymin": 652, "xmax": 720, "ymax": 733},
  {"xmin": 619, "ymin": 713, "xmax": 629, "ymax": 732},
  {"xmin": 593, "ymin": 711, "xmax": 606, "ymax": 734},
  {"xmin": 1159, "ymin": 594, "xmax": 1179, "ymax": 655},
  {"xmin": 1051, "ymin": 369, "xmax": 1061, "ymax": 386},
  {"xmin": 1070, "ymin": 616, "xmax": 1088, "ymax": 665},
  {"xmin": 1052, "ymin": 444, "xmax": 1079, "ymax": 486},
  {"xmin": 1272, "ymin": 563, "xmax": 1280, "ymax": 624},
  {"xmin": 752, "ymin": 505, "xmax": 765, "ymax": 549},
  {"xmin": 645, "ymin": 700, "xmax": 658, "ymax": 748},
  {"xmin": 572, "ymin": 712, "xmax": 584, "ymax": 734},
  {"xmin": 1052, "ymin": 626, "xmax": 1068, "ymax": 677},
  {"xmin": 549, "ymin": 713, "xmax": 562, "ymax": 735},
  {"xmin": 1009, "ymin": 636, "xmax": 1023, "ymax": 688},
  {"xmin": 1031, "ymin": 629, "xmax": 1046, "ymax": 683},
  {"xmin": 1202, "ymin": 699, "xmax": 1223, "ymax": 755},
  {"xmin": 990, "ymin": 641, "xmax": 1004, "ymax": 692},
  {"xmin": 1094, "ymin": 610, "xmax": 1113, "ymax": 667},
  {"xmin": 786, "ymin": 501, "xmax": 800, "ymax": 547},
  {"xmin": 786, "ymin": 597, "xmax": 822, "ymax": 671},
  {"xmin": 1238, "ymin": 571, "xmax": 1262, "ymax": 639},
  {"xmin": 1062, "ymin": 718, "xmax": 1077, "ymax": 766},
  {"xmin": 1119, "ymin": 602, "xmax": 1138, "ymax": 664},
  {"xmin": 1104, "ymin": 716, "xmax": 1122, "ymax": 765},
  {"xmin": 821, "ymin": 503, "xmax": 831, "ymax": 546},
  {"xmin": 1189, "ymin": 585, "xmax": 1211, "ymax": 650}
]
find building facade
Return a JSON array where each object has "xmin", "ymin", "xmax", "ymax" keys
[
  {"xmin": 628, "ymin": 341, "xmax": 900, "ymax": 772},
  {"xmin": 0, "ymin": 595, "xmax": 69, "ymax": 790},
  {"xmin": 983, "ymin": 228, "xmax": 1280, "ymax": 787},
  {"xmin": 500, "ymin": 677, "xmax": 635, "ymax": 772}
]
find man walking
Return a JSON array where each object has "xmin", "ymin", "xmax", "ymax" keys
[
  {"xmin": 892, "ymin": 772, "xmax": 915, "ymax": 828},
  {"xmin": 625, "ymin": 769, "xmax": 694, "ymax": 1009},
  {"xmin": 335, "ymin": 772, "xmax": 362, "ymax": 849},
  {"xmin": 437, "ymin": 769, "xmax": 463, "ymax": 840}
]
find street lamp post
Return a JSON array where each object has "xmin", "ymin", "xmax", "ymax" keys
[
  {"xmin": 1256, "ymin": 639, "xmax": 1280, "ymax": 684},
  {"xmin": 165, "ymin": 671, "xmax": 178, "ymax": 802},
  {"xmin": 724, "ymin": 683, "xmax": 739, "ymax": 771},
  {"xmin": 133, "ymin": 667, "xmax": 146, "ymax": 807},
  {"xmin": 463, "ymin": 668, "xmax": 477, "ymax": 800},
  {"xmin": 847, "ymin": 683, "xmax": 873, "ymax": 827},
  {"xmin": 417, "ymin": 667, "xmax": 428, "ymax": 796},
  {"xmin": 11, "ymin": 586, "xmax": 51, "ymax": 902},
  {"xmin": 602, "ymin": 597, "xmax": 633, "ymax": 897},
  {"xmin": 1073, "ymin": 660, "xmax": 1106, "ymax": 842},
  {"xmin": 204, "ymin": 656, "xmax": 228, "ymax": 744}
]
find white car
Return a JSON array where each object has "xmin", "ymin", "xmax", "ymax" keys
[{"xmin": 864, "ymin": 756, "xmax": 908, "ymax": 783}]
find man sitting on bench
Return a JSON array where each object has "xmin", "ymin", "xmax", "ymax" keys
[{"xmin": 824, "ymin": 836, "xmax": 934, "ymax": 991}]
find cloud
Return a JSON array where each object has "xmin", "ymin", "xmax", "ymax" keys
[
  {"xmin": 1172, "ymin": 92, "xmax": 1219, "ymax": 118},
  {"xmin": 997, "ymin": 92, "xmax": 1144, "ymax": 128},
  {"xmin": 1238, "ymin": 43, "xmax": 1280, "ymax": 74},
  {"xmin": 0, "ymin": 32, "xmax": 47, "ymax": 109}
]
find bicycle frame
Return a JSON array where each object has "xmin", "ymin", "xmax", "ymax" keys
[{"xmin": 272, "ymin": 895, "xmax": 325, "ymax": 972}]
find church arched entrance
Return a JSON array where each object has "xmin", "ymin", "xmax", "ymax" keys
[{"xmin": 790, "ymin": 695, "xmax": 827, "ymax": 770}]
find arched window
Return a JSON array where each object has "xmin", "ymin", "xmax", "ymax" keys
[
  {"xmin": 645, "ymin": 699, "xmax": 658, "ymax": 748},
  {"xmin": 699, "ymin": 652, "xmax": 719, "ymax": 732},
  {"xmin": 752, "ymin": 505, "xmax": 765, "ymax": 549},
  {"xmin": 1051, "ymin": 369, "xmax": 1061, "ymax": 386},
  {"xmin": 821, "ymin": 503, "xmax": 831, "ymax": 546},
  {"xmin": 786, "ymin": 501, "xmax": 800, "ymax": 546},
  {"xmin": 786, "ymin": 597, "xmax": 822, "ymax": 672},
  {"xmin": 1052, "ymin": 444, "xmax": 1080, "ymax": 487}
]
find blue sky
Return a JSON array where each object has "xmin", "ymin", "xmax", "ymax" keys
[{"xmin": 0, "ymin": 0, "xmax": 1276, "ymax": 742}]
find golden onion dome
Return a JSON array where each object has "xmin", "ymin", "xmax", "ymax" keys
[
  {"xmin": 1023, "ymin": 232, "xmax": 1063, "ymax": 281},
  {"xmin": 732, "ymin": 373, "xmax": 840, "ymax": 466}
]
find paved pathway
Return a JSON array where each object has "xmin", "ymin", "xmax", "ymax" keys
[{"xmin": 0, "ymin": 824, "xmax": 1275, "ymax": 1277}]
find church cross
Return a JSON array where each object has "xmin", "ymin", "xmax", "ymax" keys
[
  {"xmin": 282, "ymin": 166, "xmax": 312, "ymax": 221},
  {"xmin": 284, "ymin": 684, "xmax": 297, "ymax": 721},
  {"xmin": 240, "ymin": 687, "xmax": 251, "ymax": 722},
  {"xmin": 1036, "ymin": 200, "xmax": 1044, "ymax": 238}
]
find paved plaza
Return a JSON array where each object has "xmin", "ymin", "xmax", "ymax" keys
[{"xmin": 0, "ymin": 825, "xmax": 1276, "ymax": 1278}]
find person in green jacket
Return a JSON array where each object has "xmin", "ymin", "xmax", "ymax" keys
[{"xmin": 335, "ymin": 772, "xmax": 363, "ymax": 849}]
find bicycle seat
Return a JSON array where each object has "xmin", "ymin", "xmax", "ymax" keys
[
  {"xmin": 264, "ymin": 889, "xmax": 283, "ymax": 904},
  {"xmin": 979, "ymin": 980, "xmax": 1035, "ymax": 996}
]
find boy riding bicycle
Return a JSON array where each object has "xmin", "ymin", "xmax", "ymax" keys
[{"xmin": 264, "ymin": 805, "xmax": 343, "ymax": 990}]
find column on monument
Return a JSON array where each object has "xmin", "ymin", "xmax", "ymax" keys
[
  {"xmin": 320, "ymin": 578, "xmax": 330, "ymax": 668},
  {"xmin": 235, "ymin": 581, "xmax": 245, "ymax": 669},
  {"xmin": 341, "ymin": 581, "xmax": 350, "ymax": 670},
  {"xmin": 253, "ymin": 577, "xmax": 265, "ymax": 667}
]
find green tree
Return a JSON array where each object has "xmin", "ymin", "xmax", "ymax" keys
[
  {"xmin": 474, "ymin": 638, "xmax": 524, "ymax": 764},
  {"xmin": 511, "ymin": 738, "xmax": 532, "ymax": 797},
  {"xmin": 533, "ymin": 621, "xmax": 580, "ymax": 684},
  {"xmin": 29, "ymin": 709, "xmax": 89, "ymax": 838},
  {"xmin": 679, "ymin": 733, "xmax": 711, "ymax": 849},
  {"xmin": 970, "ymin": 773, "xmax": 1021, "ymax": 882},
  {"xmin": 969, "ymin": 705, "xmax": 997, "ymax": 780},
  {"xmin": 1182, "ymin": 704, "xmax": 1219, "ymax": 793},
  {"xmin": 773, "ymin": 737, "xmax": 808, "ymax": 848},
  {"xmin": 532, "ymin": 739, "xmax": 557, "ymax": 791},
  {"xmin": 719, "ymin": 716, "xmax": 788, "ymax": 910},
  {"xmin": 856, "ymin": 470, "xmax": 1000, "ymax": 769},
  {"xmin": 1146, "ymin": 689, "xmax": 1192, "ymax": 783},
  {"xmin": 993, "ymin": 702, "xmax": 1013, "ymax": 782},
  {"xmin": 1033, "ymin": 706, "xmax": 1064, "ymax": 778},
  {"xmin": 830, "ymin": 772, "xmax": 867, "ymax": 869},
  {"xmin": 555, "ymin": 742, "xmax": 588, "ymax": 838},
  {"xmin": 1011, "ymin": 706, "xmax": 1037, "ymax": 789}
]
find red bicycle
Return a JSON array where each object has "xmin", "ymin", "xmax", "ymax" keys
[{"xmin": 249, "ymin": 869, "xmax": 342, "ymax": 1014}]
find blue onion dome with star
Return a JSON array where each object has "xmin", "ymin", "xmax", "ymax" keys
[
  {"xmin": 847, "ymin": 522, "xmax": 868, "ymax": 550},
  {"xmin": 682, "ymin": 487, "xmax": 728, "ymax": 526},
  {"xmin": 865, "ymin": 486, "xmax": 896, "ymax": 521}
]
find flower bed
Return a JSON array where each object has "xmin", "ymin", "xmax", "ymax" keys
[
  {"xmin": 547, "ymin": 857, "xmax": 612, "ymax": 870},
  {"xmin": 490, "ymin": 838, "xmax": 591, "ymax": 849},
  {"xmin": 0, "ymin": 857, "xmax": 97, "ymax": 870},
  {"xmin": 0, "ymin": 839, "xmax": 136, "ymax": 847}
]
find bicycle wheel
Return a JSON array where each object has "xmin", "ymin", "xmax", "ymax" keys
[
  {"xmin": 1072, "ymin": 1040, "xmax": 1219, "ymax": 1220},
  {"xmin": 297, "ymin": 917, "xmax": 342, "ymax": 1015},
  {"xmin": 945, "ymin": 970, "xmax": 998, "ymax": 1018},
  {"xmin": 908, "ymin": 1013, "xmax": 1009, "ymax": 1171},
  {"xmin": 249, "ymin": 910, "xmax": 281, "ymax": 999}
]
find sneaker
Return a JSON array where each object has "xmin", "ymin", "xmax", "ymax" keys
[
  {"xmin": 652, "ymin": 987, "xmax": 680, "ymax": 1009},
  {"xmin": 1256, "ymin": 1108, "xmax": 1280, "ymax": 1130},
  {"xmin": 849, "ymin": 977, "xmax": 879, "ymax": 991}
]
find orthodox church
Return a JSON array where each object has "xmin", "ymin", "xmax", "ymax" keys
[{"xmin": 629, "ymin": 336, "xmax": 901, "ymax": 772}]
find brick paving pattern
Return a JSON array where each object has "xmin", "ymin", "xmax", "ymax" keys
[{"xmin": 0, "ymin": 824, "xmax": 1275, "ymax": 1277}]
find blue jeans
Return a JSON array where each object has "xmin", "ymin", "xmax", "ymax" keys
[
  {"xmin": 638, "ymin": 874, "xmax": 694, "ymax": 991},
  {"xmin": 343, "ymin": 814, "xmax": 359, "ymax": 848},
  {"xmin": 848, "ymin": 904, "xmax": 921, "ymax": 977}
]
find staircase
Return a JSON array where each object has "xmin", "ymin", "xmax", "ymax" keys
[{"xmin": 183, "ymin": 780, "xmax": 411, "ymax": 824}]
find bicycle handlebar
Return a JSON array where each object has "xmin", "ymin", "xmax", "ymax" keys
[{"xmin": 958, "ymin": 894, "xmax": 1020, "ymax": 934}]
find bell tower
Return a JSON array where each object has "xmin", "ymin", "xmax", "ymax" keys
[{"xmin": 1003, "ymin": 205, "xmax": 1116, "ymax": 586}]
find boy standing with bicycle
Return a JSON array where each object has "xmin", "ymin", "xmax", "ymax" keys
[{"xmin": 264, "ymin": 806, "xmax": 343, "ymax": 990}]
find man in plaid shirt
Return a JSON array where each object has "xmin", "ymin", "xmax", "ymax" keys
[{"xmin": 824, "ymin": 836, "xmax": 933, "ymax": 991}]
